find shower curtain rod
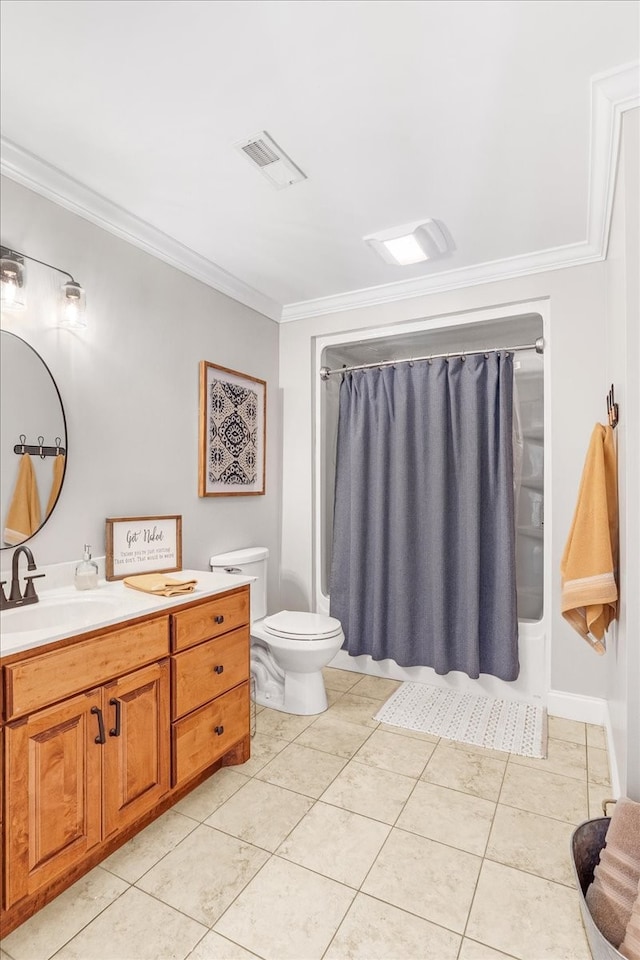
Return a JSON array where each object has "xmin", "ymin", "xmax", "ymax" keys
[{"xmin": 319, "ymin": 337, "xmax": 544, "ymax": 380}]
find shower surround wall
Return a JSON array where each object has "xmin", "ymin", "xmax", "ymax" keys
[{"xmin": 317, "ymin": 311, "xmax": 546, "ymax": 704}]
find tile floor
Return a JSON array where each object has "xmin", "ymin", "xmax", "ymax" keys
[{"xmin": 2, "ymin": 669, "xmax": 612, "ymax": 960}]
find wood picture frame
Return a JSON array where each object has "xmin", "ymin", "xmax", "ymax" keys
[
  {"xmin": 105, "ymin": 515, "xmax": 182, "ymax": 581},
  {"xmin": 199, "ymin": 361, "xmax": 266, "ymax": 497}
]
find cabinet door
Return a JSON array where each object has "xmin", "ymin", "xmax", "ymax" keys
[
  {"xmin": 4, "ymin": 689, "xmax": 103, "ymax": 908},
  {"xmin": 103, "ymin": 660, "xmax": 170, "ymax": 837}
]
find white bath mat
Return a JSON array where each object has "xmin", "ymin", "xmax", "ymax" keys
[{"xmin": 374, "ymin": 682, "xmax": 547, "ymax": 758}]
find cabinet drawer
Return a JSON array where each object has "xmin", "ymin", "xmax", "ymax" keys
[
  {"xmin": 5, "ymin": 618, "xmax": 169, "ymax": 720},
  {"xmin": 171, "ymin": 627, "xmax": 249, "ymax": 720},
  {"xmin": 171, "ymin": 588, "xmax": 249, "ymax": 652},
  {"xmin": 172, "ymin": 682, "xmax": 249, "ymax": 786}
]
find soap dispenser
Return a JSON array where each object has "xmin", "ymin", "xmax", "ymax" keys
[{"xmin": 75, "ymin": 545, "xmax": 99, "ymax": 590}]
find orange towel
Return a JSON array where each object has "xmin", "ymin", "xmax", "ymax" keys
[
  {"xmin": 46, "ymin": 453, "xmax": 65, "ymax": 516},
  {"xmin": 3, "ymin": 454, "xmax": 42, "ymax": 546},
  {"xmin": 561, "ymin": 423, "xmax": 618, "ymax": 654},
  {"xmin": 123, "ymin": 574, "xmax": 197, "ymax": 597}
]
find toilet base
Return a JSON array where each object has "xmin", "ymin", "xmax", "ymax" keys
[{"xmin": 252, "ymin": 669, "xmax": 328, "ymax": 716}]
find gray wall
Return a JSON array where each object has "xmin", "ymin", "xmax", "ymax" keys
[{"xmin": 0, "ymin": 177, "xmax": 282, "ymax": 608}]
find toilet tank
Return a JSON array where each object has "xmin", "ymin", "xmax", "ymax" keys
[{"xmin": 209, "ymin": 547, "xmax": 268, "ymax": 622}]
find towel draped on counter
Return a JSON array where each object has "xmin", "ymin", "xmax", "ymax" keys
[
  {"xmin": 123, "ymin": 573, "xmax": 197, "ymax": 597},
  {"xmin": 561, "ymin": 423, "xmax": 618, "ymax": 654}
]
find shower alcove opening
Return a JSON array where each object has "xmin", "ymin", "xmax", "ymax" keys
[{"xmin": 314, "ymin": 300, "xmax": 550, "ymax": 704}]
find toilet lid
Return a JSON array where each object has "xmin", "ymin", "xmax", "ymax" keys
[{"xmin": 263, "ymin": 610, "xmax": 343, "ymax": 641}]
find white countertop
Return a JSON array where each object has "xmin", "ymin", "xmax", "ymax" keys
[{"xmin": 0, "ymin": 569, "xmax": 253, "ymax": 657}]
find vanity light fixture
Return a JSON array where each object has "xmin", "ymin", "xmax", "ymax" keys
[
  {"xmin": 0, "ymin": 249, "xmax": 26, "ymax": 310},
  {"xmin": 0, "ymin": 245, "xmax": 86, "ymax": 328},
  {"xmin": 364, "ymin": 219, "xmax": 454, "ymax": 266}
]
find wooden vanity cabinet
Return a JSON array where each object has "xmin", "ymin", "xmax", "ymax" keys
[{"xmin": 1, "ymin": 585, "xmax": 251, "ymax": 934}]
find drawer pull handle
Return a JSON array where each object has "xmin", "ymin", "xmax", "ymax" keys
[
  {"xmin": 213, "ymin": 665, "xmax": 224, "ymax": 675},
  {"xmin": 109, "ymin": 697, "xmax": 121, "ymax": 737},
  {"xmin": 214, "ymin": 725, "xmax": 225, "ymax": 736},
  {"xmin": 214, "ymin": 615, "xmax": 225, "ymax": 624},
  {"xmin": 91, "ymin": 705, "xmax": 106, "ymax": 745}
]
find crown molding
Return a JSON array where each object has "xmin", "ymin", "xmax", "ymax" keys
[
  {"xmin": 0, "ymin": 138, "xmax": 282, "ymax": 322},
  {"xmin": 281, "ymin": 61, "xmax": 640, "ymax": 323}
]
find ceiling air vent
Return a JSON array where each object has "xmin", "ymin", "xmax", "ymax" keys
[{"xmin": 236, "ymin": 132, "xmax": 307, "ymax": 190}]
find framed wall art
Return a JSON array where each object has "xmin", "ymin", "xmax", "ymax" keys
[
  {"xmin": 105, "ymin": 515, "xmax": 182, "ymax": 581},
  {"xmin": 199, "ymin": 361, "xmax": 266, "ymax": 497}
]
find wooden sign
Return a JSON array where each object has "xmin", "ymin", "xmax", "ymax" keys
[{"xmin": 105, "ymin": 515, "xmax": 182, "ymax": 581}]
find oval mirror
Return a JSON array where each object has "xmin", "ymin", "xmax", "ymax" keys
[{"xmin": 0, "ymin": 330, "xmax": 67, "ymax": 549}]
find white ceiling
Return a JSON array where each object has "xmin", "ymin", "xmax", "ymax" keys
[{"xmin": 1, "ymin": 0, "xmax": 638, "ymax": 321}]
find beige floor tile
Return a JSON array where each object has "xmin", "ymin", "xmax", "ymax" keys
[
  {"xmin": 397, "ymin": 780, "xmax": 495, "ymax": 856},
  {"xmin": 171, "ymin": 768, "xmax": 249, "ymax": 821},
  {"xmin": 232, "ymin": 732, "xmax": 290, "ymax": 776},
  {"xmin": 486, "ymin": 804, "xmax": 575, "ymax": 886},
  {"xmin": 325, "ymin": 691, "xmax": 382, "ymax": 728},
  {"xmin": 53, "ymin": 886, "xmax": 207, "ymax": 960},
  {"xmin": 588, "ymin": 782, "xmax": 617, "ymax": 818},
  {"xmin": 214, "ymin": 856, "xmax": 355, "ymax": 960},
  {"xmin": 466, "ymin": 860, "xmax": 591, "ymax": 959},
  {"xmin": 324, "ymin": 892, "xmax": 460, "ymax": 959},
  {"xmin": 508, "ymin": 737, "xmax": 587, "ymax": 781},
  {"xmin": 205, "ymin": 778, "xmax": 313, "ymax": 852},
  {"xmin": 459, "ymin": 939, "xmax": 517, "ymax": 959},
  {"xmin": 321, "ymin": 759, "xmax": 416, "ymax": 823},
  {"xmin": 326, "ymin": 687, "xmax": 344, "ymax": 706},
  {"xmin": 295, "ymin": 714, "xmax": 374, "ymax": 758},
  {"xmin": 500, "ymin": 764, "xmax": 588, "ymax": 824},
  {"xmin": 377, "ymin": 722, "xmax": 439, "ymax": 744},
  {"xmin": 362, "ymin": 828, "xmax": 481, "ymax": 934},
  {"xmin": 323, "ymin": 667, "xmax": 364, "ymax": 692},
  {"xmin": 348, "ymin": 675, "xmax": 401, "ymax": 700},
  {"xmin": 101, "ymin": 809, "xmax": 198, "ymax": 883},
  {"xmin": 2, "ymin": 868, "xmax": 128, "ymax": 960},
  {"xmin": 421, "ymin": 742, "xmax": 506, "ymax": 800},
  {"xmin": 276, "ymin": 801, "xmax": 390, "ymax": 887},
  {"xmin": 353, "ymin": 728, "xmax": 435, "ymax": 778},
  {"xmin": 255, "ymin": 708, "xmax": 317, "ymax": 741},
  {"xmin": 586, "ymin": 723, "xmax": 607, "ymax": 749},
  {"xmin": 441, "ymin": 738, "xmax": 508, "ymax": 761},
  {"xmin": 255, "ymin": 742, "xmax": 346, "ymax": 798},
  {"xmin": 548, "ymin": 716, "xmax": 586, "ymax": 745},
  {"xmin": 587, "ymin": 745, "xmax": 611, "ymax": 785},
  {"xmin": 137, "ymin": 824, "xmax": 269, "ymax": 927},
  {"xmin": 186, "ymin": 930, "xmax": 260, "ymax": 959}
]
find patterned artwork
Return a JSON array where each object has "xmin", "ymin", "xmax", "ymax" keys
[{"xmin": 208, "ymin": 379, "xmax": 258, "ymax": 485}]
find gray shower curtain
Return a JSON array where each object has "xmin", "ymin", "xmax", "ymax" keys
[{"xmin": 329, "ymin": 352, "xmax": 519, "ymax": 681}]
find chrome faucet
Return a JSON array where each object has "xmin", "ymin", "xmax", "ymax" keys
[{"xmin": 0, "ymin": 545, "xmax": 45, "ymax": 610}]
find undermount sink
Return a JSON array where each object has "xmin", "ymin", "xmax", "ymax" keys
[{"xmin": 0, "ymin": 595, "xmax": 122, "ymax": 634}]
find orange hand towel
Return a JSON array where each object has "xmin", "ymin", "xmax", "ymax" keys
[
  {"xmin": 3, "ymin": 454, "xmax": 42, "ymax": 546},
  {"xmin": 561, "ymin": 423, "xmax": 618, "ymax": 654},
  {"xmin": 123, "ymin": 574, "xmax": 197, "ymax": 597},
  {"xmin": 45, "ymin": 453, "xmax": 65, "ymax": 517}
]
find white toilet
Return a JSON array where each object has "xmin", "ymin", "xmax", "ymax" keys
[{"xmin": 210, "ymin": 547, "xmax": 344, "ymax": 715}]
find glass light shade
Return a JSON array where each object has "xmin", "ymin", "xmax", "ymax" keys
[
  {"xmin": 59, "ymin": 280, "xmax": 87, "ymax": 329},
  {"xmin": 0, "ymin": 252, "xmax": 26, "ymax": 310}
]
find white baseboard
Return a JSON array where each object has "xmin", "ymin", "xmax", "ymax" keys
[
  {"xmin": 602, "ymin": 703, "xmax": 622, "ymax": 798},
  {"xmin": 546, "ymin": 689, "xmax": 608, "ymax": 724}
]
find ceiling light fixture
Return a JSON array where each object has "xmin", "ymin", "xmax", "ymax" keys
[
  {"xmin": 0, "ymin": 246, "xmax": 87, "ymax": 328},
  {"xmin": 364, "ymin": 219, "xmax": 453, "ymax": 266}
]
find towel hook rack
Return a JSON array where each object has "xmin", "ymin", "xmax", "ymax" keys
[
  {"xmin": 606, "ymin": 384, "xmax": 619, "ymax": 429},
  {"xmin": 13, "ymin": 435, "xmax": 67, "ymax": 457}
]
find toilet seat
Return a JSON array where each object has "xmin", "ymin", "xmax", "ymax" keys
[{"xmin": 262, "ymin": 610, "xmax": 343, "ymax": 641}]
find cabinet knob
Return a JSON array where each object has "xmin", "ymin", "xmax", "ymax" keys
[
  {"xmin": 214, "ymin": 725, "xmax": 224, "ymax": 736},
  {"xmin": 214, "ymin": 615, "xmax": 225, "ymax": 624},
  {"xmin": 213, "ymin": 664, "xmax": 224, "ymax": 674}
]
